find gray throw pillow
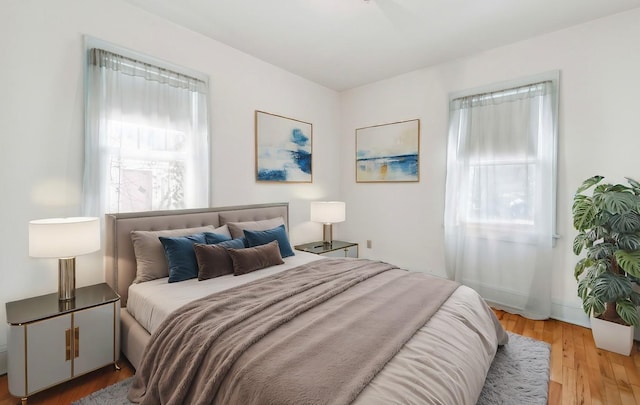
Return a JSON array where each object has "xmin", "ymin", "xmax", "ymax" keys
[{"xmin": 194, "ymin": 243, "xmax": 234, "ymax": 280}]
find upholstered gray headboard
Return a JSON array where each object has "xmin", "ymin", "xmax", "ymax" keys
[{"xmin": 105, "ymin": 203, "xmax": 289, "ymax": 305}]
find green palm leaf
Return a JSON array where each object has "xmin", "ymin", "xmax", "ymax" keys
[
  {"xmin": 593, "ymin": 259, "xmax": 610, "ymax": 276},
  {"xmin": 583, "ymin": 295, "xmax": 605, "ymax": 317},
  {"xmin": 594, "ymin": 211, "xmax": 611, "ymax": 227},
  {"xmin": 580, "ymin": 260, "xmax": 607, "ymax": 285},
  {"xmin": 603, "ymin": 191, "xmax": 638, "ymax": 215},
  {"xmin": 586, "ymin": 226, "xmax": 607, "ymax": 242},
  {"xmin": 604, "ymin": 184, "xmax": 633, "ymax": 193},
  {"xmin": 573, "ymin": 233, "xmax": 588, "ymax": 255},
  {"xmin": 574, "ymin": 257, "xmax": 592, "ymax": 280},
  {"xmin": 576, "ymin": 175, "xmax": 603, "ymax": 194},
  {"xmin": 587, "ymin": 243, "xmax": 616, "ymax": 260},
  {"xmin": 614, "ymin": 250, "xmax": 640, "ymax": 277},
  {"xmin": 592, "ymin": 272, "xmax": 632, "ymax": 302},
  {"xmin": 626, "ymin": 177, "xmax": 640, "ymax": 188},
  {"xmin": 609, "ymin": 212, "xmax": 640, "ymax": 233},
  {"xmin": 572, "ymin": 196, "xmax": 596, "ymax": 231},
  {"xmin": 630, "ymin": 291, "xmax": 640, "ymax": 306},
  {"xmin": 577, "ymin": 277, "xmax": 589, "ymax": 299},
  {"xmin": 614, "ymin": 233, "xmax": 640, "ymax": 251},
  {"xmin": 616, "ymin": 300, "xmax": 640, "ymax": 327},
  {"xmin": 625, "ymin": 177, "xmax": 640, "ymax": 196}
]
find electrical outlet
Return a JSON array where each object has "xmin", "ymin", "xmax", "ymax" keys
[{"xmin": 366, "ymin": 240, "xmax": 372, "ymax": 249}]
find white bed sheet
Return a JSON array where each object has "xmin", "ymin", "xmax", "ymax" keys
[{"xmin": 127, "ymin": 250, "xmax": 323, "ymax": 334}]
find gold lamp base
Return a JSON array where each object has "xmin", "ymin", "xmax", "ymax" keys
[{"xmin": 58, "ymin": 257, "xmax": 76, "ymax": 301}]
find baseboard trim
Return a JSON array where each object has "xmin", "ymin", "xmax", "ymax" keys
[
  {"xmin": 551, "ymin": 301, "xmax": 590, "ymax": 328},
  {"xmin": 484, "ymin": 296, "xmax": 591, "ymax": 328},
  {"xmin": 0, "ymin": 345, "xmax": 7, "ymax": 376}
]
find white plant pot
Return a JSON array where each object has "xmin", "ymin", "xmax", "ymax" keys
[{"xmin": 590, "ymin": 315, "xmax": 634, "ymax": 356}]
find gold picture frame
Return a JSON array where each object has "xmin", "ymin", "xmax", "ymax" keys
[{"xmin": 355, "ymin": 119, "xmax": 420, "ymax": 183}]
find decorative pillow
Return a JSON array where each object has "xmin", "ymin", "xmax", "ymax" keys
[
  {"xmin": 227, "ymin": 240, "xmax": 284, "ymax": 276},
  {"xmin": 159, "ymin": 233, "xmax": 207, "ymax": 283},
  {"xmin": 203, "ymin": 232, "xmax": 232, "ymax": 244},
  {"xmin": 216, "ymin": 237, "xmax": 247, "ymax": 249},
  {"xmin": 225, "ymin": 217, "xmax": 285, "ymax": 239},
  {"xmin": 130, "ymin": 225, "xmax": 217, "ymax": 283},
  {"xmin": 207, "ymin": 224, "xmax": 231, "ymax": 239},
  {"xmin": 243, "ymin": 224, "xmax": 295, "ymax": 258},
  {"xmin": 194, "ymin": 243, "xmax": 234, "ymax": 280}
]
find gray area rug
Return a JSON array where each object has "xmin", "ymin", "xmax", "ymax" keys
[
  {"xmin": 477, "ymin": 332, "xmax": 551, "ymax": 405},
  {"xmin": 73, "ymin": 332, "xmax": 550, "ymax": 405}
]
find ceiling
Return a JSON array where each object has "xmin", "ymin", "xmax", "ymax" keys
[{"xmin": 123, "ymin": 0, "xmax": 640, "ymax": 91}]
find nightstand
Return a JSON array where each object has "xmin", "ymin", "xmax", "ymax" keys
[
  {"xmin": 294, "ymin": 240, "xmax": 359, "ymax": 258},
  {"xmin": 5, "ymin": 283, "xmax": 120, "ymax": 404}
]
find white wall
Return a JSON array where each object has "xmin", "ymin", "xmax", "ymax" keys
[
  {"xmin": 0, "ymin": 0, "xmax": 341, "ymax": 374},
  {"xmin": 340, "ymin": 8, "xmax": 640, "ymax": 327},
  {"xmin": 2, "ymin": 0, "xmax": 639, "ymax": 378}
]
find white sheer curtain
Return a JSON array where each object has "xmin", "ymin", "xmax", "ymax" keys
[
  {"xmin": 83, "ymin": 48, "xmax": 210, "ymax": 216},
  {"xmin": 444, "ymin": 80, "xmax": 557, "ymax": 320}
]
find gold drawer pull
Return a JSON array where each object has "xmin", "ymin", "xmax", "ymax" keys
[
  {"xmin": 65, "ymin": 329, "xmax": 71, "ymax": 361},
  {"xmin": 74, "ymin": 327, "xmax": 79, "ymax": 358}
]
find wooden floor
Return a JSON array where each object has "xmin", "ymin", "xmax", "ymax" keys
[
  {"xmin": 0, "ymin": 360, "xmax": 134, "ymax": 405},
  {"xmin": 493, "ymin": 310, "xmax": 640, "ymax": 405},
  {"xmin": 0, "ymin": 310, "xmax": 639, "ymax": 404}
]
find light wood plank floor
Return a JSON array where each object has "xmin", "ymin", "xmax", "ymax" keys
[
  {"xmin": 0, "ymin": 359, "xmax": 134, "ymax": 405},
  {"xmin": 1, "ymin": 310, "xmax": 638, "ymax": 404},
  {"xmin": 493, "ymin": 310, "xmax": 640, "ymax": 405}
]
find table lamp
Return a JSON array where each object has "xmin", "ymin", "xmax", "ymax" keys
[
  {"xmin": 310, "ymin": 201, "xmax": 346, "ymax": 245},
  {"xmin": 29, "ymin": 217, "xmax": 100, "ymax": 301}
]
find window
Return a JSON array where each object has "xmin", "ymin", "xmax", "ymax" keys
[
  {"xmin": 467, "ymin": 162, "xmax": 536, "ymax": 225},
  {"xmin": 446, "ymin": 78, "xmax": 558, "ymax": 238},
  {"xmin": 83, "ymin": 46, "xmax": 210, "ymax": 215},
  {"xmin": 443, "ymin": 74, "xmax": 558, "ymax": 319}
]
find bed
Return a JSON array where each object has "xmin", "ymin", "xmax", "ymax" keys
[{"xmin": 105, "ymin": 202, "xmax": 508, "ymax": 404}]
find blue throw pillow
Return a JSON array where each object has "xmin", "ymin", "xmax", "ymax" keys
[
  {"xmin": 203, "ymin": 232, "xmax": 232, "ymax": 244},
  {"xmin": 216, "ymin": 237, "xmax": 247, "ymax": 249},
  {"xmin": 160, "ymin": 233, "xmax": 207, "ymax": 283},
  {"xmin": 243, "ymin": 225, "xmax": 294, "ymax": 258}
]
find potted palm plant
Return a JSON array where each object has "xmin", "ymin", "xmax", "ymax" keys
[{"xmin": 572, "ymin": 175, "xmax": 640, "ymax": 355}]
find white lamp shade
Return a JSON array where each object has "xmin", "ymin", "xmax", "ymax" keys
[
  {"xmin": 29, "ymin": 217, "xmax": 100, "ymax": 258},
  {"xmin": 310, "ymin": 201, "xmax": 346, "ymax": 224}
]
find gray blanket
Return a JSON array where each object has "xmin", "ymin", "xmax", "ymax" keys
[{"xmin": 128, "ymin": 258, "xmax": 460, "ymax": 405}]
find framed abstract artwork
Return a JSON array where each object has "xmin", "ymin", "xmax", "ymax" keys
[
  {"xmin": 255, "ymin": 110, "xmax": 313, "ymax": 183},
  {"xmin": 355, "ymin": 119, "xmax": 420, "ymax": 183}
]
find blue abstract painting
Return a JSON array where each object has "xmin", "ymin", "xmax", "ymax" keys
[
  {"xmin": 255, "ymin": 111, "xmax": 312, "ymax": 182},
  {"xmin": 356, "ymin": 119, "xmax": 420, "ymax": 182}
]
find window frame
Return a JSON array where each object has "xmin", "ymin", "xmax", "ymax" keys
[
  {"xmin": 448, "ymin": 71, "xmax": 560, "ymax": 242},
  {"xmin": 83, "ymin": 36, "xmax": 212, "ymax": 214}
]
